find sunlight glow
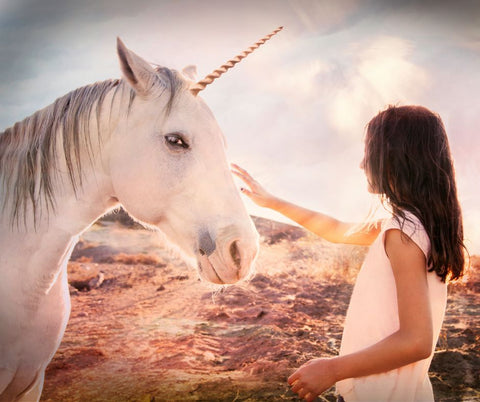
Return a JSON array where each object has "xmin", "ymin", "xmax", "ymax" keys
[{"xmin": 329, "ymin": 36, "xmax": 431, "ymax": 137}]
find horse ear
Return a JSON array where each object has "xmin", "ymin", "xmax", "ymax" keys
[
  {"xmin": 181, "ymin": 65, "xmax": 198, "ymax": 82},
  {"xmin": 116, "ymin": 37, "xmax": 158, "ymax": 96}
]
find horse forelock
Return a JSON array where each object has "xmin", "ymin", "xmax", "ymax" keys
[
  {"xmin": 154, "ymin": 67, "xmax": 187, "ymax": 113},
  {"xmin": 0, "ymin": 66, "xmax": 183, "ymax": 227}
]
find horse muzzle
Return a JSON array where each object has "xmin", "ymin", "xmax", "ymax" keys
[{"xmin": 196, "ymin": 227, "xmax": 258, "ymax": 285}]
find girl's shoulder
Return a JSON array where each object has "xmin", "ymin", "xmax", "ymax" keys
[{"xmin": 381, "ymin": 211, "xmax": 430, "ymax": 259}]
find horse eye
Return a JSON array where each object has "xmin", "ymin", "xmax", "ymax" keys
[{"xmin": 165, "ymin": 133, "xmax": 189, "ymax": 149}]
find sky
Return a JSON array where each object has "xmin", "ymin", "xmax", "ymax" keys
[{"xmin": 1, "ymin": 0, "xmax": 479, "ymax": 253}]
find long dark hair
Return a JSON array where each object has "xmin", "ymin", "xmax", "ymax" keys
[{"xmin": 364, "ymin": 105, "xmax": 466, "ymax": 282}]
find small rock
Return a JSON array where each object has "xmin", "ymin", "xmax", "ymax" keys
[
  {"xmin": 203, "ymin": 351, "xmax": 216, "ymax": 361},
  {"xmin": 88, "ymin": 272, "xmax": 104, "ymax": 289},
  {"xmin": 69, "ymin": 272, "xmax": 105, "ymax": 292},
  {"xmin": 68, "ymin": 284, "xmax": 79, "ymax": 295},
  {"xmin": 169, "ymin": 275, "xmax": 189, "ymax": 281}
]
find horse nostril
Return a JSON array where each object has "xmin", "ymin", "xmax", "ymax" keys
[
  {"xmin": 199, "ymin": 231, "xmax": 216, "ymax": 256},
  {"xmin": 229, "ymin": 240, "xmax": 241, "ymax": 270}
]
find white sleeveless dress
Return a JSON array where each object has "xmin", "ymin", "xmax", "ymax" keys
[{"xmin": 336, "ymin": 212, "xmax": 447, "ymax": 401}]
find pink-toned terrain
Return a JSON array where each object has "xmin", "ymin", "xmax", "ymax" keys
[{"xmin": 41, "ymin": 214, "xmax": 479, "ymax": 401}]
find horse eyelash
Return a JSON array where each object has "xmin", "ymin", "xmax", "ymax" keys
[{"xmin": 164, "ymin": 133, "xmax": 190, "ymax": 149}]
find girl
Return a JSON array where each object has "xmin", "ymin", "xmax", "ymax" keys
[{"xmin": 232, "ymin": 105, "xmax": 466, "ymax": 401}]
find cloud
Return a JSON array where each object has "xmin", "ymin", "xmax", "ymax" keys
[
  {"xmin": 286, "ymin": 0, "xmax": 363, "ymax": 34},
  {"xmin": 329, "ymin": 36, "xmax": 430, "ymax": 136},
  {"xmin": 245, "ymin": 34, "xmax": 430, "ymax": 139}
]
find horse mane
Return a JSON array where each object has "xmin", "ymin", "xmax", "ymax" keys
[{"xmin": 0, "ymin": 67, "xmax": 184, "ymax": 227}]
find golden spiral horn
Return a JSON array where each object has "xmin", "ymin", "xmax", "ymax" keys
[{"xmin": 190, "ymin": 26, "xmax": 283, "ymax": 96}]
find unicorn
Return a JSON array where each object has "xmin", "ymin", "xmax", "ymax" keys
[{"xmin": 0, "ymin": 27, "xmax": 282, "ymax": 401}]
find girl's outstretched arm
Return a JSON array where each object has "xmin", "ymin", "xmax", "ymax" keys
[
  {"xmin": 231, "ymin": 164, "xmax": 380, "ymax": 246},
  {"xmin": 288, "ymin": 229, "xmax": 434, "ymax": 401}
]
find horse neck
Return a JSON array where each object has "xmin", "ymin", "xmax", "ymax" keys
[
  {"xmin": 1, "ymin": 80, "xmax": 133, "ymax": 242},
  {"xmin": 0, "ymin": 83, "xmax": 132, "ymax": 305},
  {"xmin": 0, "ymin": 167, "xmax": 119, "ymax": 310}
]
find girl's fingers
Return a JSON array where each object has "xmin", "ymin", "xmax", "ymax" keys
[
  {"xmin": 291, "ymin": 381, "xmax": 303, "ymax": 393},
  {"xmin": 232, "ymin": 164, "xmax": 270, "ymax": 206},
  {"xmin": 231, "ymin": 164, "xmax": 254, "ymax": 181},
  {"xmin": 287, "ymin": 372, "xmax": 299, "ymax": 385},
  {"xmin": 305, "ymin": 392, "xmax": 315, "ymax": 402},
  {"xmin": 231, "ymin": 163, "xmax": 247, "ymax": 174},
  {"xmin": 232, "ymin": 171, "xmax": 257, "ymax": 192},
  {"xmin": 297, "ymin": 388, "xmax": 309, "ymax": 399},
  {"xmin": 231, "ymin": 169, "xmax": 247, "ymax": 181},
  {"xmin": 240, "ymin": 188, "xmax": 253, "ymax": 197},
  {"xmin": 231, "ymin": 169, "xmax": 251, "ymax": 184}
]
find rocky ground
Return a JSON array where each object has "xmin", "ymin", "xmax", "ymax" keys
[{"xmin": 41, "ymin": 215, "xmax": 479, "ymax": 401}]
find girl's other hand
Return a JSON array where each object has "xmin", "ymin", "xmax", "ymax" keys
[
  {"xmin": 288, "ymin": 358, "xmax": 338, "ymax": 401},
  {"xmin": 231, "ymin": 164, "xmax": 276, "ymax": 208}
]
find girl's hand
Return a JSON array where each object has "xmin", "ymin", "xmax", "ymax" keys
[
  {"xmin": 288, "ymin": 358, "xmax": 338, "ymax": 401},
  {"xmin": 231, "ymin": 164, "xmax": 276, "ymax": 208}
]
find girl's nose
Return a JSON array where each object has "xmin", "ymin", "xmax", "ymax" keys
[{"xmin": 359, "ymin": 158, "xmax": 365, "ymax": 170}]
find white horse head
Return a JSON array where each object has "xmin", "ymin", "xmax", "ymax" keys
[
  {"xmin": 109, "ymin": 39, "xmax": 259, "ymax": 284},
  {"xmin": 0, "ymin": 28, "xmax": 282, "ymax": 401}
]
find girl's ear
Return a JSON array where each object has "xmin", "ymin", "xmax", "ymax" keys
[{"xmin": 117, "ymin": 37, "xmax": 160, "ymax": 96}]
